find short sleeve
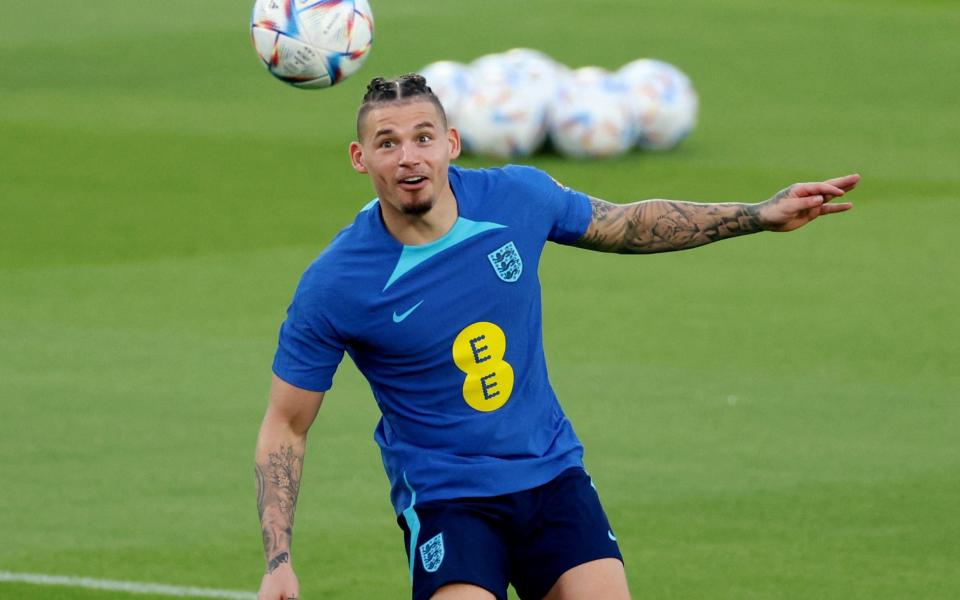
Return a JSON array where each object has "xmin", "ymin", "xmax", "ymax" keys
[
  {"xmin": 272, "ymin": 301, "xmax": 345, "ymax": 393},
  {"xmin": 503, "ymin": 165, "xmax": 592, "ymax": 244}
]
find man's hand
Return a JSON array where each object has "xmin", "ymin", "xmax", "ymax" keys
[
  {"xmin": 758, "ymin": 174, "xmax": 859, "ymax": 232},
  {"xmin": 257, "ymin": 561, "xmax": 300, "ymax": 600}
]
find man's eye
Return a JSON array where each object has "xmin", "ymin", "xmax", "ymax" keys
[
  {"xmin": 418, "ymin": 135, "xmax": 432, "ymax": 143},
  {"xmin": 380, "ymin": 140, "xmax": 395, "ymax": 149}
]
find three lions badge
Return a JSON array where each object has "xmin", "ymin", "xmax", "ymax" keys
[
  {"xmin": 419, "ymin": 532, "xmax": 445, "ymax": 573},
  {"xmin": 487, "ymin": 241, "xmax": 523, "ymax": 283}
]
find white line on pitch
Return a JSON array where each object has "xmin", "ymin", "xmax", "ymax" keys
[{"xmin": 0, "ymin": 571, "xmax": 257, "ymax": 600}]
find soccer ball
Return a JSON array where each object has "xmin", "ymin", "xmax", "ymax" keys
[
  {"xmin": 618, "ymin": 59, "xmax": 698, "ymax": 150},
  {"xmin": 455, "ymin": 53, "xmax": 551, "ymax": 158},
  {"xmin": 548, "ymin": 67, "xmax": 638, "ymax": 159},
  {"xmin": 417, "ymin": 61, "xmax": 472, "ymax": 129},
  {"xmin": 250, "ymin": 0, "xmax": 374, "ymax": 89},
  {"xmin": 500, "ymin": 48, "xmax": 567, "ymax": 91}
]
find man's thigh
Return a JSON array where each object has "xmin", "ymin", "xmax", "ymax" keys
[
  {"xmin": 431, "ymin": 583, "xmax": 498, "ymax": 599},
  {"xmin": 509, "ymin": 468, "xmax": 624, "ymax": 600},
  {"xmin": 543, "ymin": 558, "xmax": 630, "ymax": 600}
]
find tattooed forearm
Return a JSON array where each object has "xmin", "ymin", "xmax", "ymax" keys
[
  {"xmin": 575, "ymin": 197, "xmax": 763, "ymax": 253},
  {"xmin": 256, "ymin": 444, "xmax": 303, "ymax": 573},
  {"xmin": 267, "ymin": 551, "xmax": 290, "ymax": 574}
]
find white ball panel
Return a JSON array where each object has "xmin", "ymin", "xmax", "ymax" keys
[
  {"xmin": 348, "ymin": 2, "xmax": 374, "ymax": 52},
  {"xmin": 251, "ymin": 0, "xmax": 291, "ymax": 30},
  {"xmin": 271, "ymin": 33, "xmax": 332, "ymax": 82},
  {"xmin": 296, "ymin": 2, "xmax": 353, "ymax": 52},
  {"xmin": 292, "ymin": 73, "xmax": 334, "ymax": 89},
  {"xmin": 250, "ymin": 26, "xmax": 280, "ymax": 65}
]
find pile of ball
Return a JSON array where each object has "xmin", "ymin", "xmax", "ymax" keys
[{"xmin": 420, "ymin": 49, "xmax": 699, "ymax": 159}]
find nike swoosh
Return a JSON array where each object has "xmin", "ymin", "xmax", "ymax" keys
[
  {"xmin": 608, "ymin": 530, "xmax": 617, "ymax": 542},
  {"xmin": 392, "ymin": 300, "xmax": 424, "ymax": 323}
]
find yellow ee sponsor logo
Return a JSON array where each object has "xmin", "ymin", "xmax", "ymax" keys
[{"xmin": 452, "ymin": 322, "xmax": 514, "ymax": 412}]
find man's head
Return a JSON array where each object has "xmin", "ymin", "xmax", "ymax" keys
[
  {"xmin": 355, "ymin": 74, "xmax": 448, "ymax": 140},
  {"xmin": 350, "ymin": 74, "xmax": 461, "ymax": 219}
]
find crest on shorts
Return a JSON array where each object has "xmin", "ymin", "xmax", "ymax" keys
[
  {"xmin": 419, "ymin": 532, "xmax": 445, "ymax": 573},
  {"xmin": 487, "ymin": 241, "xmax": 523, "ymax": 283}
]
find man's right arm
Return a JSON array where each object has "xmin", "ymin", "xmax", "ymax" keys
[
  {"xmin": 573, "ymin": 175, "xmax": 858, "ymax": 254},
  {"xmin": 255, "ymin": 375, "xmax": 325, "ymax": 600}
]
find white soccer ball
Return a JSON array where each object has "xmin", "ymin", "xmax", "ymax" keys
[
  {"xmin": 548, "ymin": 67, "xmax": 638, "ymax": 159},
  {"xmin": 455, "ymin": 53, "xmax": 551, "ymax": 158},
  {"xmin": 417, "ymin": 61, "xmax": 472, "ymax": 129},
  {"xmin": 500, "ymin": 48, "xmax": 567, "ymax": 91},
  {"xmin": 618, "ymin": 59, "xmax": 698, "ymax": 150},
  {"xmin": 250, "ymin": 0, "xmax": 374, "ymax": 89}
]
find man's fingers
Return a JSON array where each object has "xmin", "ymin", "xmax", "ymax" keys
[
  {"xmin": 819, "ymin": 202, "xmax": 853, "ymax": 215},
  {"xmin": 824, "ymin": 173, "xmax": 860, "ymax": 192},
  {"xmin": 792, "ymin": 182, "xmax": 846, "ymax": 199},
  {"xmin": 788, "ymin": 174, "xmax": 860, "ymax": 200}
]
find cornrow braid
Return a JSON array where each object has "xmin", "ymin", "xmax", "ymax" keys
[{"xmin": 356, "ymin": 73, "xmax": 448, "ymax": 139}]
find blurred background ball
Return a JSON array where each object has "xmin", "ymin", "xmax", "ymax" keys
[
  {"xmin": 417, "ymin": 60, "xmax": 472, "ymax": 130},
  {"xmin": 454, "ymin": 52, "xmax": 552, "ymax": 158},
  {"xmin": 618, "ymin": 59, "xmax": 698, "ymax": 150},
  {"xmin": 250, "ymin": 0, "xmax": 374, "ymax": 89},
  {"xmin": 500, "ymin": 48, "xmax": 567, "ymax": 94},
  {"xmin": 548, "ymin": 67, "xmax": 638, "ymax": 159}
]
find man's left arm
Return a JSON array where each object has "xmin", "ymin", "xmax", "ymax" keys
[{"xmin": 574, "ymin": 174, "xmax": 859, "ymax": 253}]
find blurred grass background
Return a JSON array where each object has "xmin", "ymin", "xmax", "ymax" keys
[{"xmin": 1, "ymin": 0, "xmax": 958, "ymax": 598}]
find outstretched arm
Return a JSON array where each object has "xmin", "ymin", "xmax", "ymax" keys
[
  {"xmin": 255, "ymin": 375, "xmax": 324, "ymax": 600},
  {"xmin": 574, "ymin": 174, "xmax": 859, "ymax": 253}
]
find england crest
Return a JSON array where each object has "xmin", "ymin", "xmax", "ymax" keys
[
  {"xmin": 419, "ymin": 532, "xmax": 445, "ymax": 573},
  {"xmin": 487, "ymin": 241, "xmax": 523, "ymax": 283}
]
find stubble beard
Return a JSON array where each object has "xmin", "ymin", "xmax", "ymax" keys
[{"xmin": 400, "ymin": 196, "xmax": 434, "ymax": 216}]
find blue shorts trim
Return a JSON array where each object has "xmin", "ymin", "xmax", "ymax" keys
[
  {"xmin": 400, "ymin": 472, "xmax": 421, "ymax": 582},
  {"xmin": 397, "ymin": 467, "xmax": 622, "ymax": 600}
]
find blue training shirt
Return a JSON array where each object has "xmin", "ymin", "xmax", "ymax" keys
[{"xmin": 273, "ymin": 164, "xmax": 593, "ymax": 515}]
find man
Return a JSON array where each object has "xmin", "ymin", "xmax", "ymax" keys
[{"xmin": 255, "ymin": 74, "xmax": 858, "ymax": 600}]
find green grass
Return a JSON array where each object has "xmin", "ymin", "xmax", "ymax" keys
[{"xmin": 1, "ymin": 0, "xmax": 958, "ymax": 598}]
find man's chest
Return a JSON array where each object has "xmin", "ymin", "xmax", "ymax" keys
[{"xmin": 342, "ymin": 227, "xmax": 542, "ymax": 360}]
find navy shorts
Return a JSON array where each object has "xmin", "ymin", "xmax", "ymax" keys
[{"xmin": 397, "ymin": 467, "xmax": 623, "ymax": 600}]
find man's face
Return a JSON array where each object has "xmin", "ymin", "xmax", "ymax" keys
[{"xmin": 350, "ymin": 99, "xmax": 461, "ymax": 218}]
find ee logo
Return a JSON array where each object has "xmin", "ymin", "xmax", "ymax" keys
[{"xmin": 452, "ymin": 322, "xmax": 515, "ymax": 412}]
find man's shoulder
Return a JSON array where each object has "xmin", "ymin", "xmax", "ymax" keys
[
  {"xmin": 450, "ymin": 164, "xmax": 557, "ymax": 212},
  {"xmin": 451, "ymin": 163, "xmax": 549, "ymax": 186},
  {"xmin": 295, "ymin": 204, "xmax": 386, "ymax": 294}
]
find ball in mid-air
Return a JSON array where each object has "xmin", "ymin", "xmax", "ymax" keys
[{"xmin": 250, "ymin": 0, "xmax": 374, "ymax": 89}]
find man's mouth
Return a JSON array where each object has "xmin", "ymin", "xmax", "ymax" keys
[{"xmin": 398, "ymin": 176, "xmax": 428, "ymax": 190}]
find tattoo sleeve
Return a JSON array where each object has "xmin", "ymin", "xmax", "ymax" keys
[
  {"xmin": 575, "ymin": 196, "xmax": 764, "ymax": 253},
  {"xmin": 256, "ymin": 443, "xmax": 303, "ymax": 573}
]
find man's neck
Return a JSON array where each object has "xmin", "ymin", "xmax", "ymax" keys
[{"xmin": 381, "ymin": 187, "xmax": 458, "ymax": 246}]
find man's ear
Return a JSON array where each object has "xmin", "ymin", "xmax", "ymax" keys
[
  {"xmin": 349, "ymin": 141, "xmax": 367, "ymax": 173},
  {"xmin": 447, "ymin": 127, "xmax": 462, "ymax": 161}
]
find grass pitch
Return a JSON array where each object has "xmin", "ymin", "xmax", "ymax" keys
[{"xmin": 1, "ymin": 1, "xmax": 958, "ymax": 598}]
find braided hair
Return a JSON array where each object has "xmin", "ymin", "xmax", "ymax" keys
[{"xmin": 356, "ymin": 74, "xmax": 448, "ymax": 139}]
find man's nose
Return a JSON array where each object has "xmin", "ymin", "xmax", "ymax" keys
[{"xmin": 398, "ymin": 142, "xmax": 421, "ymax": 165}]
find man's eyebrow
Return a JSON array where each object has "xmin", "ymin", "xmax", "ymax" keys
[{"xmin": 372, "ymin": 121, "xmax": 437, "ymax": 139}]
